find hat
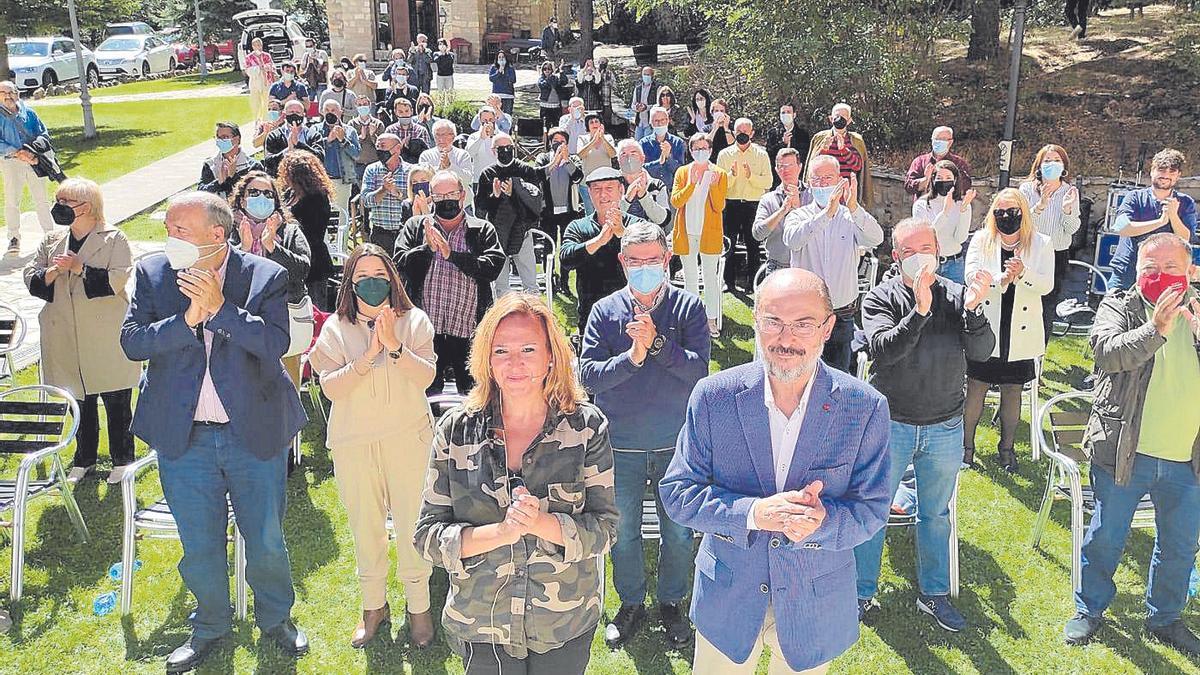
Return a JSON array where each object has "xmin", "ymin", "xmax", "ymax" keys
[{"xmin": 585, "ymin": 167, "xmax": 623, "ymax": 185}]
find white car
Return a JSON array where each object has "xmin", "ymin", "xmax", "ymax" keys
[
  {"xmin": 7, "ymin": 37, "xmax": 100, "ymax": 91},
  {"xmin": 95, "ymin": 35, "xmax": 176, "ymax": 79},
  {"xmin": 234, "ymin": 9, "xmax": 307, "ymax": 71}
]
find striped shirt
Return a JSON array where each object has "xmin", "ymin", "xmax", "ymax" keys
[
  {"xmin": 422, "ymin": 222, "xmax": 477, "ymax": 338},
  {"xmin": 1019, "ymin": 180, "xmax": 1082, "ymax": 252},
  {"xmin": 819, "ymin": 135, "xmax": 863, "ymax": 179},
  {"xmin": 362, "ymin": 161, "xmax": 410, "ymax": 230},
  {"xmin": 195, "ymin": 252, "xmax": 231, "ymax": 423}
]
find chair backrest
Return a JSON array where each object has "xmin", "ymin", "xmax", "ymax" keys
[
  {"xmin": 428, "ymin": 393, "xmax": 466, "ymax": 422},
  {"xmin": 0, "ymin": 303, "xmax": 27, "ymax": 357},
  {"xmin": 752, "ymin": 263, "xmax": 770, "ymax": 294},
  {"xmin": 857, "ymin": 252, "xmax": 879, "ymax": 300},
  {"xmin": 0, "ymin": 385, "xmax": 79, "ymax": 456},
  {"xmin": 1038, "ymin": 390, "xmax": 1093, "ymax": 464},
  {"xmin": 515, "ymin": 117, "xmax": 544, "ymax": 139}
]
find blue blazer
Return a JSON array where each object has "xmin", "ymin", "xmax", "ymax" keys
[
  {"xmin": 660, "ymin": 361, "xmax": 891, "ymax": 671},
  {"xmin": 121, "ymin": 248, "xmax": 306, "ymax": 460}
]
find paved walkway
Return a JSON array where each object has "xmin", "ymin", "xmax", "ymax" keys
[{"xmin": 32, "ymin": 84, "xmax": 245, "ymax": 107}]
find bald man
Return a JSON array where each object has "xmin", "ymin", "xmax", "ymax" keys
[{"xmin": 661, "ymin": 268, "xmax": 891, "ymax": 674}]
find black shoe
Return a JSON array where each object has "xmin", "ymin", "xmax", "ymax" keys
[
  {"xmin": 1148, "ymin": 620, "xmax": 1200, "ymax": 657},
  {"xmin": 263, "ymin": 619, "xmax": 309, "ymax": 657},
  {"xmin": 604, "ymin": 603, "xmax": 646, "ymax": 648},
  {"xmin": 166, "ymin": 633, "xmax": 227, "ymax": 673},
  {"xmin": 916, "ymin": 594, "xmax": 967, "ymax": 633},
  {"xmin": 997, "ymin": 447, "xmax": 1018, "ymax": 473},
  {"xmin": 660, "ymin": 602, "xmax": 693, "ymax": 648},
  {"xmin": 858, "ymin": 597, "xmax": 880, "ymax": 625},
  {"xmin": 1064, "ymin": 612, "xmax": 1102, "ymax": 645}
]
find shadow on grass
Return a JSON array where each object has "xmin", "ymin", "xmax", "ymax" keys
[{"xmin": 49, "ymin": 126, "xmax": 168, "ymax": 175}]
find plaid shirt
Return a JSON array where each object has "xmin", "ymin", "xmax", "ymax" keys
[
  {"xmin": 422, "ymin": 222, "xmax": 477, "ymax": 337},
  {"xmin": 382, "ymin": 121, "xmax": 432, "ymax": 147},
  {"xmin": 362, "ymin": 161, "xmax": 410, "ymax": 230}
]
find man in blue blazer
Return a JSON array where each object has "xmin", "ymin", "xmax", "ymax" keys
[
  {"xmin": 121, "ymin": 191, "xmax": 308, "ymax": 673},
  {"xmin": 661, "ymin": 268, "xmax": 891, "ymax": 674}
]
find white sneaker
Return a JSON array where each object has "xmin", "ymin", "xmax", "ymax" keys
[
  {"xmin": 1070, "ymin": 25, "xmax": 1083, "ymax": 39},
  {"xmin": 5, "ymin": 238, "xmax": 18, "ymax": 255},
  {"xmin": 67, "ymin": 465, "xmax": 94, "ymax": 484},
  {"xmin": 107, "ymin": 466, "xmax": 128, "ymax": 484}
]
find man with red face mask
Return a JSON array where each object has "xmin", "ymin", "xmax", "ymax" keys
[{"xmin": 1065, "ymin": 232, "xmax": 1200, "ymax": 655}]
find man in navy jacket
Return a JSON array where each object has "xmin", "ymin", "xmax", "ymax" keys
[{"xmin": 121, "ymin": 191, "xmax": 307, "ymax": 672}]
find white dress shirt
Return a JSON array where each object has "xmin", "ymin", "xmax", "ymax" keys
[
  {"xmin": 685, "ymin": 170, "xmax": 714, "ymax": 237},
  {"xmin": 747, "ymin": 364, "xmax": 817, "ymax": 529}
]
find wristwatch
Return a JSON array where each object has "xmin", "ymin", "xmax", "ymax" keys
[
  {"xmin": 648, "ymin": 335, "xmax": 666, "ymax": 357},
  {"xmin": 388, "ymin": 346, "xmax": 403, "ymax": 360}
]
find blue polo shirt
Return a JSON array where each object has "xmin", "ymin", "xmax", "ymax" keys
[
  {"xmin": 269, "ymin": 80, "xmax": 310, "ymax": 102},
  {"xmin": 1110, "ymin": 187, "xmax": 1197, "ymax": 289}
]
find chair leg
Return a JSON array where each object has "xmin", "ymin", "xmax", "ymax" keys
[
  {"xmin": 291, "ymin": 434, "xmax": 301, "ymax": 467},
  {"xmin": 1030, "ymin": 464, "xmax": 1057, "ymax": 549},
  {"xmin": 1070, "ymin": 482, "xmax": 1085, "ymax": 594},
  {"xmin": 1029, "ymin": 378, "xmax": 1041, "ymax": 462},
  {"xmin": 234, "ymin": 525, "xmax": 247, "ymax": 621},
  {"xmin": 53, "ymin": 455, "xmax": 89, "ymax": 542},
  {"xmin": 120, "ymin": 510, "xmax": 137, "ymax": 615},
  {"xmin": 949, "ymin": 478, "xmax": 960, "ymax": 599}
]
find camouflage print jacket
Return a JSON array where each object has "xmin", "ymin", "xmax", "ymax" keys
[{"xmin": 414, "ymin": 400, "xmax": 617, "ymax": 658}]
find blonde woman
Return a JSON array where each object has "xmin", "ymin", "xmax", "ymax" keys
[
  {"xmin": 1019, "ymin": 144, "xmax": 1081, "ymax": 339},
  {"xmin": 671, "ymin": 133, "xmax": 729, "ymax": 337},
  {"xmin": 400, "ymin": 164, "xmax": 434, "ymax": 223},
  {"xmin": 23, "ymin": 178, "xmax": 140, "ymax": 483},
  {"xmin": 415, "ymin": 293, "xmax": 617, "ymax": 674},
  {"xmin": 962, "ymin": 188, "xmax": 1054, "ymax": 471},
  {"xmin": 308, "ymin": 243, "xmax": 438, "ymax": 649},
  {"xmin": 244, "ymin": 38, "xmax": 277, "ymax": 123}
]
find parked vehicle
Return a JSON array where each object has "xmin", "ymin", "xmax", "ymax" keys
[
  {"xmin": 7, "ymin": 37, "xmax": 99, "ymax": 91},
  {"xmin": 160, "ymin": 29, "xmax": 217, "ymax": 68},
  {"xmin": 95, "ymin": 35, "xmax": 177, "ymax": 79},
  {"xmin": 234, "ymin": 9, "xmax": 307, "ymax": 70},
  {"xmin": 105, "ymin": 22, "xmax": 156, "ymax": 37}
]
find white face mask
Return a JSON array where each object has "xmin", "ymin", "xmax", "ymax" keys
[
  {"xmin": 164, "ymin": 237, "xmax": 225, "ymax": 270},
  {"xmin": 900, "ymin": 252, "xmax": 938, "ymax": 281}
]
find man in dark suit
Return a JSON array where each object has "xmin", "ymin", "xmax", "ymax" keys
[
  {"xmin": 121, "ymin": 191, "xmax": 308, "ymax": 673},
  {"xmin": 661, "ymin": 268, "xmax": 891, "ymax": 674}
]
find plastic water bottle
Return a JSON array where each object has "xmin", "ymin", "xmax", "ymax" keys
[
  {"xmin": 107, "ymin": 560, "xmax": 143, "ymax": 581},
  {"xmin": 93, "ymin": 591, "xmax": 117, "ymax": 616},
  {"xmin": 1189, "ymin": 566, "xmax": 1200, "ymax": 598}
]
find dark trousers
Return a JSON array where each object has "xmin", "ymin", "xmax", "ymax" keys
[
  {"xmin": 74, "ymin": 388, "xmax": 134, "ymax": 468},
  {"xmin": 463, "ymin": 629, "xmax": 592, "ymax": 674},
  {"xmin": 430, "ymin": 334, "xmax": 474, "ymax": 395},
  {"xmin": 369, "ymin": 227, "xmax": 401, "ymax": 259},
  {"xmin": 821, "ymin": 311, "xmax": 855, "ymax": 374},
  {"xmin": 539, "ymin": 106, "xmax": 561, "ymax": 136},
  {"xmin": 542, "ymin": 210, "xmax": 576, "ymax": 286},
  {"xmin": 723, "ymin": 199, "xmax": 761, "ymax": 292},
  {"xmin": 1042, "ymin": 248, "xmax": 1072, "ymax": 343},
  {"xmin": 1065, "ymin": 0, "xmax": 1090, "ymax": 34}
]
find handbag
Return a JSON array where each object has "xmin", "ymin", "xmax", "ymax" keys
[{"xmin": 285, "ymin": 296, "xmax": 315, "ymax": 358}]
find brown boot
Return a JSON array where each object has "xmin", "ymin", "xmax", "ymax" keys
[
  {"xmin": 407, "ymin": 609, "xmax": 436, "ymax": 649},
  {"xmin": 350, "ymin": 603, "xmax": 391, "ymax": 649}
]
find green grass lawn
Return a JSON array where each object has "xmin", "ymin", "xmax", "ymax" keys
[
  {"xmin": 0, "ymin": 96, "xmax": 251, "ymax": 230},
  {"xmin": 47, "ymin": 69, "xmax": 244, "ymax": 100},
  {"xmin": 0, "ymin": 289, "xmax": 1196, "ymax": 674}
]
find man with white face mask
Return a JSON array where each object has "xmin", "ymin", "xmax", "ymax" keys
[
  {"xmin": 854, "ymin": 217, "xmax": 993, "ymax": 632},
  {"xmin": 765, "ymin": 103, "xmax": 811, "ymax": 189},
  {"xmin": 121, "ymin": 191, "xmax": 308, "ymax": 672}
]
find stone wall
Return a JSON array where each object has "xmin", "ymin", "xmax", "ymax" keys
[
  {"xmin": 328, "ymin": 0, "xmax": 376, "ymax": 61},
  {"xmin": 443, "ymin": 0, "xmax": 487, "ymax": 63}
]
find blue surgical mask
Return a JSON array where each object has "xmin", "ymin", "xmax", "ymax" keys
[
  {"xmin": 932, "ymin": 139, "xmax": 950, "ymax": 156},
  {"xmin": 627, "ymin": 263, "xmax": 665, "ymax": 294},
  {"xmin": 691, "ymin": 149, "xmax": 711, "ymax": 164},
  {"xmin": 215, "ymin": 137, "xmax": 235, "ymax": 154},
  {"xmin": 1041, "ymin": 161, "xmax": 1065, "ymax": 181},
  {"xmin": 357, "ymin": 105, "xmax": 371, "ymax": 117},
  {"xmin": 642, "ymin": 74, "xmax": 652, "ymax": 85},
  {"xmin": 652, "ymin": 124, "xmax": 668, "ymax": 136},
  {"xmin": 810, "ymin": 185, "xmax": 838, "ymax": 208},
  {"xmin": 267, "ymin": 110, "xmax": 281, "ymax": 122},
  {"xmin": 246, "ymin": 195, "xmax": 276, "ymax": 220}
]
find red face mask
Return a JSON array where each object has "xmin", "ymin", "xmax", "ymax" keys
[{"xmin": 1137, "ymin": 271, "xmax": 1189, "ymax": 303}]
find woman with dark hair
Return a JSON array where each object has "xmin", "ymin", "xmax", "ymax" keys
[
  {"xmin": 706, "ymin": 98, "xmax": 735, "ymax": 157},
  {"xmin": 911, "ymin": 159, "xmax": 977, "ymax": 284},
  {"xmin": 489, "ymin": 51, "xmax": 518, "ymax": 115},
  {"xmin": 687, "ymin": 88, "xmax": 714, "ymax": 137},
  {"xmin": 1019, "ymin": 143, "xmax": 1081, "ymax": 340},
  {"xmin": 308, "ymin": 243, "xmax": 438, "ymax": 649},
  {"xmin": 415, "ymin": 293, "xmax": 617, "ymax": 674},
  {"xmin": 656, "ymin": 86, "xmax": 688, "ymax": 136},
  {"xmin": 277, "ymin": 150, "xmax": 336, "ymax": 309},
  {"xmin": 537, "ymin": 60, "xmax": 570, "ymax": 138}
]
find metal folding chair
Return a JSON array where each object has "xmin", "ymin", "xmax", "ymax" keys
[
  {"xmin": 857, "ymin": 249, "xmax": 880, "ymax": 306},
  {"xmin": 1050, "ymin": 260, "xmax": 1111, "ymax": 338},
  {"xmin": 119, "ymin": 451, "xmax": 246, "ymax": 617},
  {"xmin": 1030, "ymin": 391, "xmax": 1154, "ymax": 592},
  {"xmin": 0, "ymin": 303, "xmax": 28, "ymax": 389},
  {"xmin": 0, "ymin": 385, "xmax": 86, "ymax": 601},
  {"xmin": 752, "ymin": 262, "xmax": 771, "ymax": 295}
]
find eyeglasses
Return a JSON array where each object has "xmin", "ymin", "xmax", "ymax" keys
[
  {"xmin": 756, "ymin": 315, "xmax": 831, "ymax": 338},
  {"xmin": 625, "ymin": 256, "xmax": 664, "ymax": 266},
  {"xmin": 247, "ymin": 188, "xmax": 276, "ymax": 198},
  {"xmin": 432, "ymin": 190, "xmax": 463, "ymax": 201}
]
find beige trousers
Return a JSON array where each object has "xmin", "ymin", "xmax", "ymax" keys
[
  {"xmin": 693, "ymin": 605, "xmax": 831, "ymax": 675},
  {"xmin": 331, "ymin": 428, "xmax": 434, "ymax": 613}
]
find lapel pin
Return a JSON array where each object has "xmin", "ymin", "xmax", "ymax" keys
[{"xmin": 822, "ymin": 403, "xmax": 831, "ymax": 412}]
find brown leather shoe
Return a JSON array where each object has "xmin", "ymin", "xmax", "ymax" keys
[
  {"xmin": 350, "ymin": 603, "xmax": 391, "ymax": 649},
  {"xmin": 407, "ymin": 609, "xmax": 436, "ymax": 649}
]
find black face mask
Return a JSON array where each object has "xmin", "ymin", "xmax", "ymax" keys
[
  {"xmin": 51, "ymin": 202, "xmax": 77, "ymax": 226},
  {"xmin": 324, "ymin": 112, "xmax": 339, "ymax": 125},
  {"xmin": 933, "ymin": 180, "xmax": 954, "ymax": 197},
  {"xmin": 332, "ymin": 79, "xmax": 346, "ymax": 88},
  {"xmin": 496, "ymin": 145, "xmax": 515, "ymax": 165},
  {"xmin": 735, "ymin": 132, "xmax": 751, "ymax": 145},
  {"xmin": 418, "ymin": 104, "xmax": 432, "ymax": 114},
  {"xmin": 376, "ymin": 148, "xmax": 392, "ymax": 165},
  {"xmin": 285, "ymin": 114, "xmax": 305, "ymax": 126},
  {"xmin": 993, "ymin": 207, "xmax": 1023, "ymax": 234},
  {"xmin": 832, "ymin": 116, "xmax": 849, "ymax": 130},
  {"xmin": 551, "ymin": 140, "xmax": 564, "ymax": 153},
  {"xmin": 434, "ymin": 199, "xmax": 462, "ymax": 220}
]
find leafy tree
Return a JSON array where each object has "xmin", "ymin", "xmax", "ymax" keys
[{"xmin": 283, "ymin": 0, "xmax": 327, "ymax": 44}]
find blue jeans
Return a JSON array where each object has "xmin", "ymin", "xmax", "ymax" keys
[
  {"xmin": 158, "ymin": 424, "xmax": 295, "ymax": 638},
  {"xmin": 939, "ymin": 255, "xmax": 965, "ymax": 285},
  {"xmin": 821, "ymin": 312, "xmax": 855, "ymax": 374},
  {"xmin": 1076, "ymin": 454, "xmax": 1200, "ymax": 628},
  {"xmin": 611, "ymin": 449, "xmax": 693, "ymax": 605},
  {"xmin": 579, "ymin": 184, "xmax": 594, "ymax": 215},
  {"xmin": 854, "ymin": 416, "xmax": 962, "ymax": 599}
]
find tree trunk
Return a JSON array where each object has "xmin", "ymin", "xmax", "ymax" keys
[
  {"xmin": 0, "ymin": 38, "xmax": 9, "ymax": 83},
  {"xmin": 580, "ymin": 0, "xmax": 594, "ymax": 60},
  {"xmin": 967, "ymin": 0, "xmax": 1000, "ymax": 61}
]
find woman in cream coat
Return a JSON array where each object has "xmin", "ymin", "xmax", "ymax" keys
[
  {"xmin": 307, "ymin": 243, "xmax": 438, "ymax": 650},
  {"xmin": 963, "ymin": 187, "xmax": 1054, "ymax": 472},
  {"xmin": 23, "ymin": 178, "xmax": 140, "ymax": 484}
]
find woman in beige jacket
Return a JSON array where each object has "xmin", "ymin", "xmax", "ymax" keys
[
  {"xmin": 23, "ymin": 178, "xmax": 141, "ymax": 484},
  {"xmin": 307, "ymin": 242, "xmax": 438, "ymax": 649}
]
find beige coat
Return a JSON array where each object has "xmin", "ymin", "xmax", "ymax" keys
[{"xmin": 23, "ymin": 225, "xmax": 141, "ymax": 399}]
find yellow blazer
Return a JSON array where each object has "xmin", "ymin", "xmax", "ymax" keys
[{"xmin": 671, "ymin": 163, "xmax": 729, "ymax": 256}]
